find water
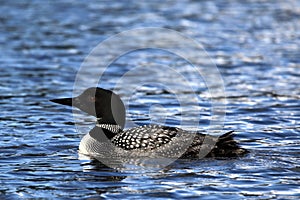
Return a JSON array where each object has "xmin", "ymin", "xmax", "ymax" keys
[{"xmin": 1, "ymin": 0, "xmax": 300, "ymax": 199}]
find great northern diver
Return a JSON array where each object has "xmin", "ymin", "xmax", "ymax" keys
[{"xmin": 51, "ymin": 87, "xmax": 248, "ymax": 158}]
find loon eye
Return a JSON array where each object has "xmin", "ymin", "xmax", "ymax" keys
[{"xmin": 88, "ymin": 96, "xmax": 96, "ymax": 102}]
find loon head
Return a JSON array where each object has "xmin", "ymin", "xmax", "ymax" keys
[{"xmin": 50, "ymin": 87, "xmax": 126, "ymax": 129}]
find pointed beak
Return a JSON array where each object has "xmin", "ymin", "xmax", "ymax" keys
[{"xmin": 50, "ymin": 97, "xmax": 74, "ymax": 107}]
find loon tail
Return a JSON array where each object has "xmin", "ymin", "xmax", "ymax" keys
[
  {"xmin": 182, "ymin": 130, "xmax": 249, "ymax": 158},
  {"xmin": 208, "ymin": 131, "xmax": 249, "ymax": 158}
]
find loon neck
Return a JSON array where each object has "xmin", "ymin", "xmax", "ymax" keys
[
  {"xmin": 90, "ymin": 124, "xmax": 122, "ymax": 140},
  {"xmin": 96, "ymin": 123, "xmax": 122, "ymax": 134},
  {"xmin": 92, "ymin": 117, "xmax": 124, "ymax": 140}
]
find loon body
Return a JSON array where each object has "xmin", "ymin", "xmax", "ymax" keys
[{"xmin": 51, "ymin": 87, "xmax": 248, "ymax": 158}]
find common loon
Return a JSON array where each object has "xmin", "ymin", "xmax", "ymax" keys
[{"xmin": 51, "ymin": 87, "xmax": 248, "ymax": 158}]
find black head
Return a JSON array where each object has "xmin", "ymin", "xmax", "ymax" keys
[{"xmin": 50, "ymin": 87, "xmax": 126, "ymax": 129}]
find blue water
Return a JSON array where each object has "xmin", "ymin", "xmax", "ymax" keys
[{"xmin": 1, "ymin": 0, "xmax": 300, "ymax": 199}]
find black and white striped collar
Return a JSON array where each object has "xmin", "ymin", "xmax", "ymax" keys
[{"xmin": 95, "ymin": 123, "xmax": 122, "ymax": 134}]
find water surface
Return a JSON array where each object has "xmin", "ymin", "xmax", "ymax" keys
[{"xmin": 0, "ymin": 1, "xmax": 299, "ymax": 199}]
